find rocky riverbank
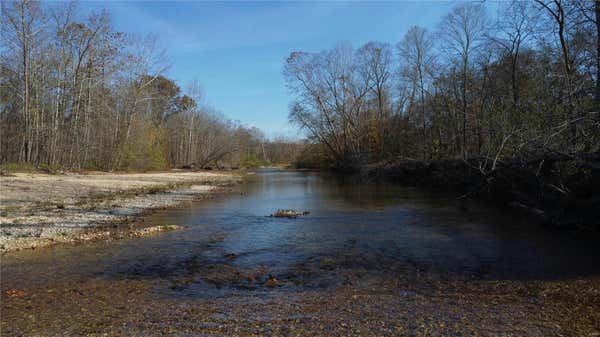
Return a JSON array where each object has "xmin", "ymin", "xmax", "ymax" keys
[
  {"xmin": 2, "ymin": 264, "xmax": 598, "ymax": 336},
  {"xmin": 1, "ymin": 168, "xmax": 598, "ymax": 336},
  {"xmin": 0, "ymin": 171, "xmax": 244, "ymax": 253}
]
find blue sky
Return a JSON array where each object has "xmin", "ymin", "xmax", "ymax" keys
[{"xmin": 80, "ymin": 1, "xmax": 460, "ymax": 139}]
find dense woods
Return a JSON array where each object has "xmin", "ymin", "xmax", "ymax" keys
[
  {"xmin": 285, "ymin": 0, "xmax": 600, "ymax": 228},
  {"xmin": 0, "ymin": 1, "xmax": 300, "ymax": 171},
  {"xmin": 286, "ymin": 0, "xmax": 599, "ymax": 170}
]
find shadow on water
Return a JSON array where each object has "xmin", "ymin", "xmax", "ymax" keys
[{"xmin": 2, "ymin": 169, "xmax": 599, "ymax": 298}]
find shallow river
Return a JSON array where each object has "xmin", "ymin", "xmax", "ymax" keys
[{"xmin": 2, "ymin": 169, "xmax": 599, "ymax": 335}]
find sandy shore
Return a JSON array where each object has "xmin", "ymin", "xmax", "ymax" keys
[{"xmin": 0, "ymin": 171, "xmax": 243, "ymax": 253}]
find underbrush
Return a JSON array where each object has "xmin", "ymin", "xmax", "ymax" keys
[{"xmin": 361, "ymin": 155, "xmax": 600, "ymax": 232}]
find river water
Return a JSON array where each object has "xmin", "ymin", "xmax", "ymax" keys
[
  {"xmin": 2, "ymin": 169, "xmax": 599, "ymax": 335},
  {"xmin": 2, "ymin": 169, "xmax": 598, "ymax": 291}
]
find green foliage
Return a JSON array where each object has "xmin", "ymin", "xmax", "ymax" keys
[
  {"xmin": 36, "ymin": 163, "xmax": 64, "ymax": 174},
  {"xmin": 0, "ymin": 162, "xmax": 65, "ymax": 174},
  {"xmin": 118, "ymin": 119, "xmax": 168, "ymax": 172},
  {"xmin": 240, "ymin": 154, "xmax": 265, "ymax": 168},
  {"xmin": 0, "ymin": 162, "xmax": 38, "ymax": 173}
]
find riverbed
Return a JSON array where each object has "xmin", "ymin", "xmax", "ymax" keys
[
  {"xmin": 0, "ymin": 170, "xmax": 239, "ymax": 252},
  {"xmin": 1, "ymin": 169, "xmax": 599, "ymax": 336}
]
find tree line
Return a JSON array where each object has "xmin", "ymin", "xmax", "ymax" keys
[
  {"xmin": 1, "ymin": 1, "xmax": 301, "ymax": 171},
  {"xmin": 285, "ymin": 0, "xmax": 600, "ymax": 171}
]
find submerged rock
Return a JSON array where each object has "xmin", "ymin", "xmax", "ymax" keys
[
  {"xmin": 270, "ymin": 209, "xmax": 310, "ymax": 218},
  {"xmin": 224, "ymin": 253, "xmax": 238, "ymax": 260},
  {"xmin": 265, "ymin": 275, "xmax": 278, "ymax": 287}
]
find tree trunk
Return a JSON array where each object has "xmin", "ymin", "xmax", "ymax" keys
[{"xmin": 595, "ymin": 0, "xmax": 600, "ymax": 114}]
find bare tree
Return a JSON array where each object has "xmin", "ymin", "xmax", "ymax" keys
[
  {"xmin": 1, "ymin": 0, "xmax": 44, "ymax": 163},
  {"xmin": 596, "ymin": 0, "xmax": 600, "ymax": 112},
  {"xmin": 357, "ymin": 42, "xmax": 393, "ymax": 159},
  {"xmin": 492, "ymin": 1, "xmax": 539, "ymax": 113},
  {"xmin": 438, "ymin": 3, "xmax": 487, "ymax": 158},
  {"xmin": 534, "ymin": 0, "xmax": 579, "ymax": 145},
  {"xmin": 1, "ymin": 1, "xmax": 278, "ymax": 171},
  {"xmin": 398, "ymin": 26, "xmax": 435, "ymax": 160}
]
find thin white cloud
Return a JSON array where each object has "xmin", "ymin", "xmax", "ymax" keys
[{"xmin": 104, "ymin": 1, "xmax": 348, "ymax": 53}]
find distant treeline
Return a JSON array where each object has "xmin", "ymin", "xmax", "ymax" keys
[
  {"xmin": 0, "ymin": 1, "xmax": 302, "ymax": 171},
  {"xmin": 285, "ymin": 0, "xmax": 599, "ymax": 171}
]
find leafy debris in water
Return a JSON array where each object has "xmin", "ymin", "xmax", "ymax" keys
[{"xmin": 270, "ymin": 209, "xmax": 310, "ymax": 218}]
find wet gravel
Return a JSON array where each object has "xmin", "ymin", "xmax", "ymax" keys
[
  {"xmin": 2, "ymin": 170, "xmax": 599, "ymax": 336},
  {"xmin": 2, "ymin": 266, "xmax": 599, "ymax": 336}
]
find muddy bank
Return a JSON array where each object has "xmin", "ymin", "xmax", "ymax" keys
[
  {"xmin": 359, "ymin": 157, "xmax": 600, "ymax": 232},
  {"xmin": 0, "ymin": 171, "xmax": 243, "ymax": 253}
]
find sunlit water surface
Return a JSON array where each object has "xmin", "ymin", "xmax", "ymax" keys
[{"xmin": 2, "ymin": 169, "xmax": 599, "ymax": 297}]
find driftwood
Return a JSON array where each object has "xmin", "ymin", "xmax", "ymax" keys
[{"xmin": 270, "ymin": 209, "xmax": 310, "ymax": 218}]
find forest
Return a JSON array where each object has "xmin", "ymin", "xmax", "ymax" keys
[
  {"xmin": 1, "ymin": 2, "xmax": 599, "ymax": 334},
  {"xmin": 1, "ymin": 0, "xmax": 599, "ymax": 229},
  {"xmin": 0, "ymin": 1, "xmax": 303, "ymax": 171},
  {"xmin": 286, "ymin": 0, "xmax": 599, "ymax": 170},
  {"xmin": 284, "ymin": 0, "xmax": 599, "ymax": 228}
]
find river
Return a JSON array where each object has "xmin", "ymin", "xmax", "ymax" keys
[{"xmin": 2, "ymin": 169, "xmax": 599, "ymax": 335}]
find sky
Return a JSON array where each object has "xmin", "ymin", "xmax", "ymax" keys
[{"xmin": 80, "ymin": 1, "xmax": 461, "ymax": 139}]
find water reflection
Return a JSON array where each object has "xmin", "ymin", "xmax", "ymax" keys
[{"xmin": 2, "ymin": 169, "xmax": 599, "ymax": 296}]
